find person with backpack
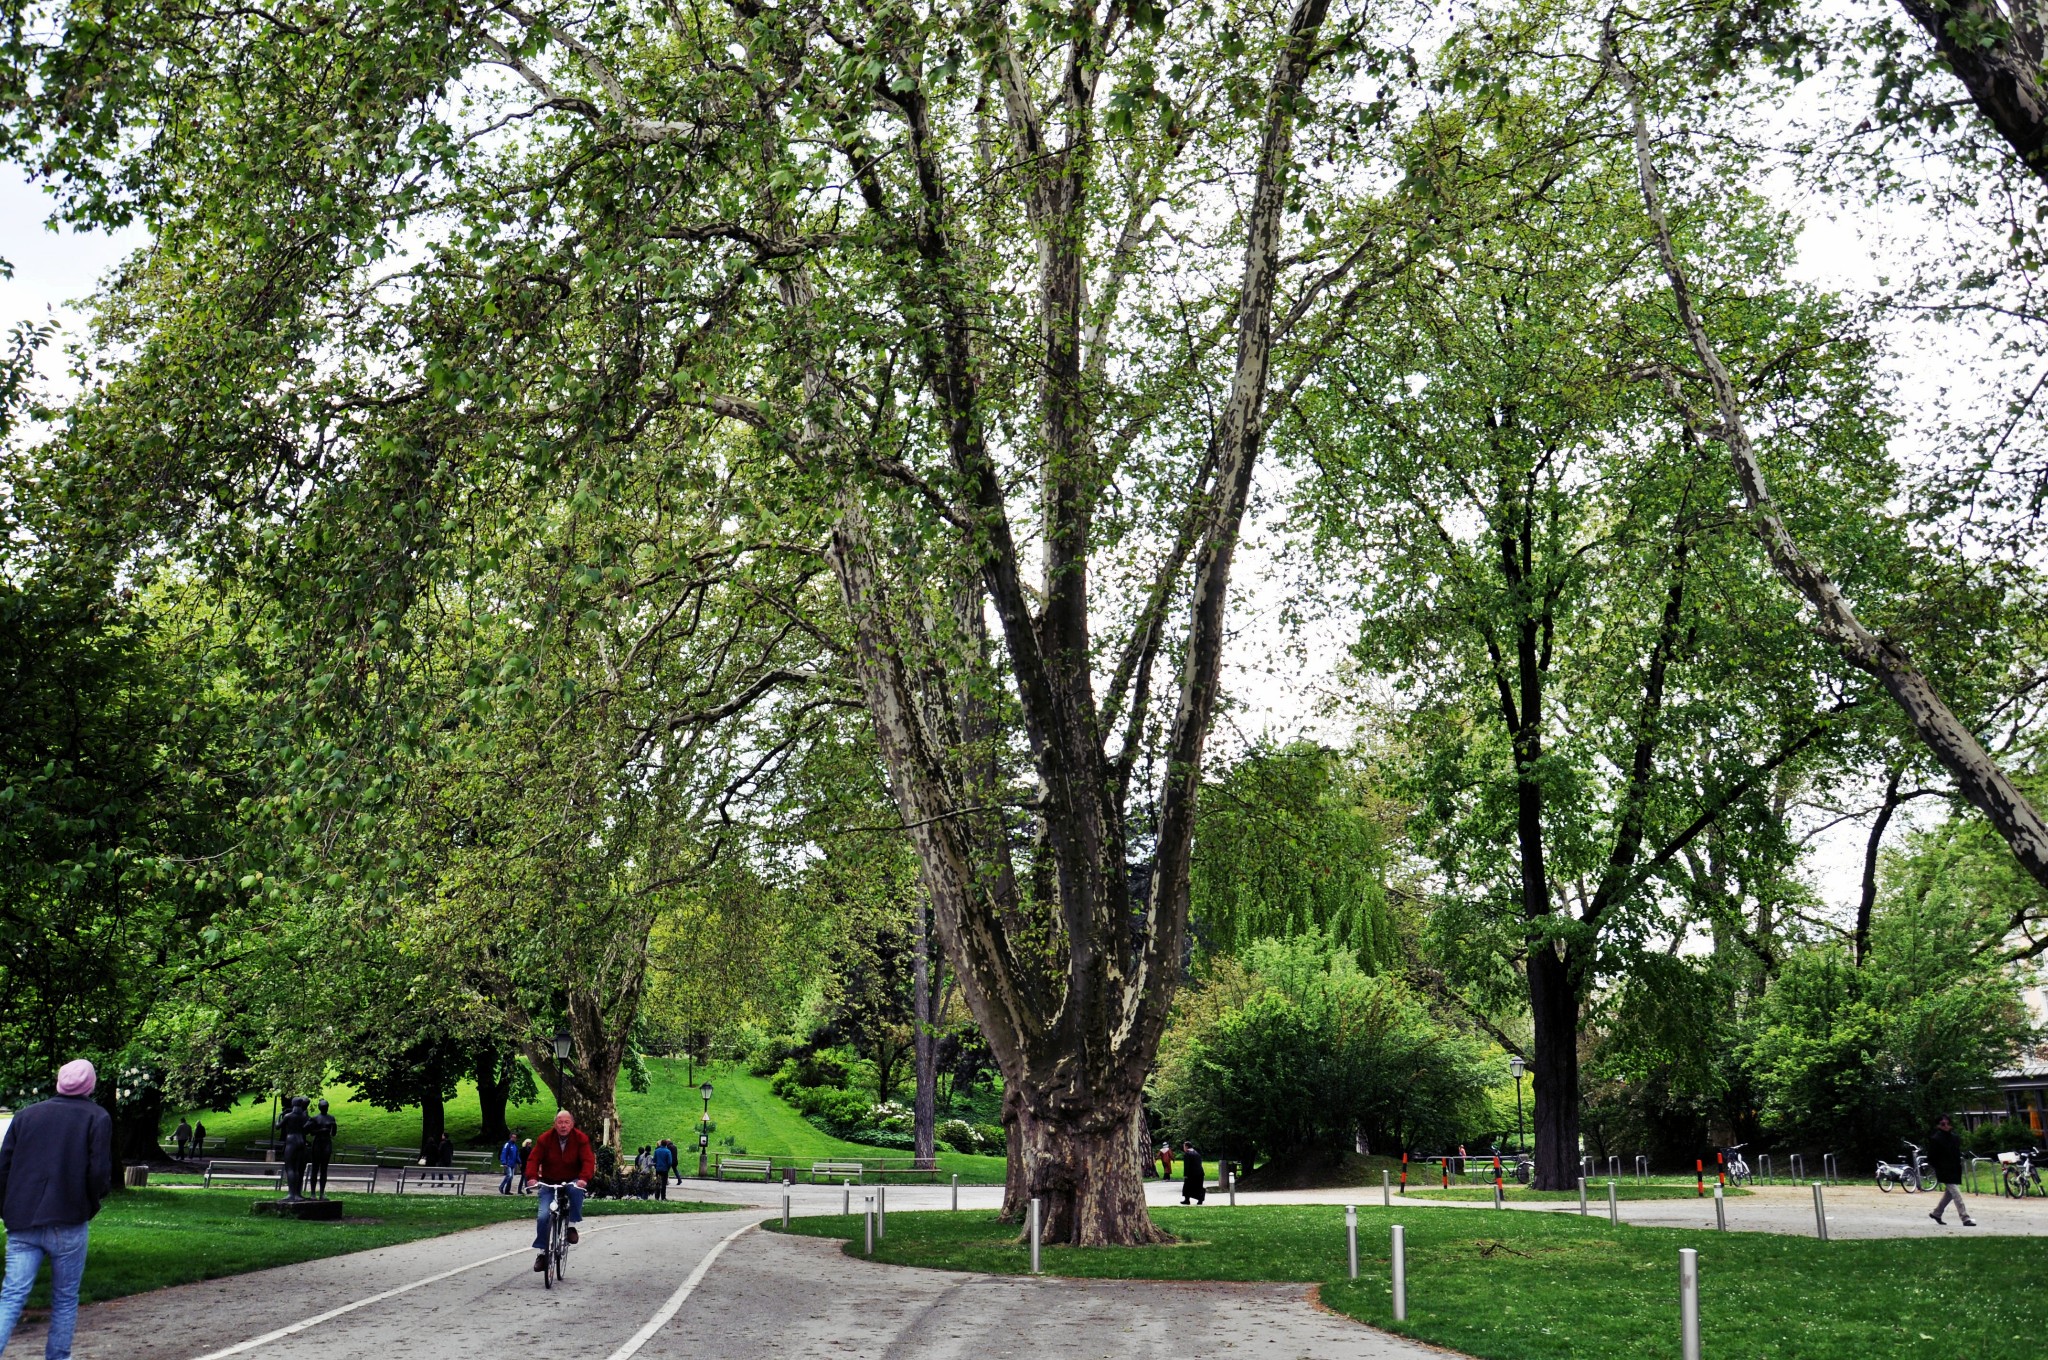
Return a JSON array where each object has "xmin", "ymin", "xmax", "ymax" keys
[
  {"xmin": 651, "ymin": 1140, "xmax": 675, "ymax": 1199},
  {"xmin": 0, "ymin": 1059, "xmax": 114, "ymax": 1360},
  {"xmin": 498, "ymin": 1134, "xmax": 523, "ymax": 1194}
]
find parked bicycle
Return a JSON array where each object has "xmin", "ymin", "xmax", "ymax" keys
[
  {"xmin": 1875, "ymin": 1142, "xmax": 1928, "ymax": 1193},
  {"xmin": 2000, "ymin": 1148, "xmax": 2045, "ymax": 1199},
  {"xmin": 1720, "ymin": 1144, "xmax": 1753, "ymax": 1187}
]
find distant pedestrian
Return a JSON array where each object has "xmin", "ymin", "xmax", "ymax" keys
[
  {"xmin": 1157, "ymin": 1143, "xmax": 1173, "ymax": 1181},
  {"xmin": 172, "ymin": 1118, "xmax": 192, "ymax": 1162},
  {"xmin": 434, "ymin": 1133, "xmax": 454, "ymax": 1168},
  {"xmin": 517, "ymin": 1139, "xmax": 535, "ymax": 1194},
  {"xmin": 191, "ymin": 1120, "xmax": 207, "ymax": 1154},
  {"xmin": 0, "ymin": 1058, "xmax": 114, "ymax": 1360},
  {"xmin": 499, "ymin": 1135, "xmax": 522, "ymax": 1194},
  {"xmin": 1927, "ymin": 1115, "xmax": 1975, "ymax": 1227},
  {"xmin": 651, "ymin": 1142, "xmax": 674, "ymax": 1199},
  {"xmin": 1180, "ymin": 1143, "xmax": 1206, "ymax": 1206},
  {"xmin": 671, "ymin": 1139, "xmax": 686, "ymax": 1184}
]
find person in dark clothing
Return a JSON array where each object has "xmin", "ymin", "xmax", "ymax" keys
[
  {"xmin": 1180, "ymin": 1142, "xmax": 1206, "ymax": 1206},
  {"xmin": 434, "ymin": 1133, "xmax": 455, "ymax": 1168},
  {"xmin": 190, "ymin": 1121, "xmax": 206, "ymax": 1156},
  {"xmin": 650, "ymin": 1141, "xmax": 674, "ymax": 1199},
  {"xmin": 1927, "ymin": 1115, "xmax": 1974, "ymax": 1226},
  {"xmin": 172, "ymin": 1118, "xmax": 192, "ymax": 1162},
  {"xmin": 0, "ymin": 1059, "xmax": 114, "ymax": 1360}
]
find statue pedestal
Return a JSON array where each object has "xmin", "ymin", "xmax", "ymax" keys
[{"xmin": 252, "ymin": 1198, "xmax": 344, "ymax": 1220}]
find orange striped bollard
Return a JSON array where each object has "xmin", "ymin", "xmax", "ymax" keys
[
  {"xmin": 1695, "ymin": 1159, "xmax": 1705, "ymax": 1197},
  {"xmin": 1441, "ymin": 1158, "xmax": 1449, "ymax": 1189},
  {"xmin": 1717, "ymin": 1152, "xmax": 1726, "ymax": 1188},
  {"xmin": 1494, "ymin": 1155, "xmax": 1503, "ymax": 1193},
  {"xmin": 1400, "ymin": 1151, "xmax": 1408, "ymax": 1195}
]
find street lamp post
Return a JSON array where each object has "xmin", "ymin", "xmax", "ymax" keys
[
  {"xmin": 1510, "ymin": 1056, "xmax": 1527, "ymax": 1158},
  {"xmin": 698, "ymin": 1081, "xmax": 713, "ymax": 1178}
]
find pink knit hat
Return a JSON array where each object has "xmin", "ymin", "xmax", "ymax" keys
[{"xmin": 56, "ymin": 1060, "xmax": 96, "ymax": 1097}]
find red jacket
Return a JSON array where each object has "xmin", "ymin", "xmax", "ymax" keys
[{"xmin": 526, "ymin": 1128, "xmax": 595, "ymax": 1185}]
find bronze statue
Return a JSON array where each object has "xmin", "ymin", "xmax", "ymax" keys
[
  {"xmin": 308, "ymin": 1098, "xmax": 338, "ymax": 1198},
  {"xmin": 280, "ymin": 1096, "xmax": 313, "ymax": 1201}
]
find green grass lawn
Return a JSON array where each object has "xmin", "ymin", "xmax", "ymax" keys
[
  {"xmin": 1, "ymin": 1189, "xmax": 721, "ymax": 1310},
  {"xmin": 180, "ymin": 1060, "xmax": 1010, "ymax": 1182},
  {"xmin": 770, "ymin": 1204, "xmax": 2048, "ymax": 1359}
]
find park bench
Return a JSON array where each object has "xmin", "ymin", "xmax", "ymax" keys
[
  {"xmin": 811, "ymin": 1160, "xmax": 864, "ymax": 1183},
  {"xmin": 202, "ymin": 1160, "xmax": 284, "ymax": 1189},
  {"xmin": 316, "ymin": 1162, "xmax": 380, "ymax": 1192},
  {"xmin": 395, "ymin": 1165, "xmax": 470, "ymax": 1195},
  {"xmin": 870, "ymin": 1163, "xmax": 941, "ymax": 1182},
  {"xmin": 718, "ymin": 1156, "xmax": 775, "ymax": 1182}
]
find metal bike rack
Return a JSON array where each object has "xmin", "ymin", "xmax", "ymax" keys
[
  {"xmin": 1823, "ymin": 1153, "xmax": 1840, "ymax": 1185},
  {"xmin": 1758, "ymin": 1153, "xmax": 1773, "ymax": 1185},
  {"xmin": 1634, "ymin": 1155, "xmax": 1650, "ymax": 1183}
]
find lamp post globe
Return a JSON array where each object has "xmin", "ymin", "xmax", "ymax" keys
[
  {"xmin": 697, "ymin": 1081, "xmax": 713, "ymax": 1178},
  {"xmin": 553, "ymin": 1025, "xmax": 573, "ymax": 1063}
]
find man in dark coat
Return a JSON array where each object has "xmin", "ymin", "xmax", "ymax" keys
[
  {"xmin": 0, "ymin": 1058, "xmax": 114, "ymax": 1359},
  {"xmin": 172, "ymin": 1118, "xmax": 192, "ymax": 1162},
  {"xmin": 1180, "ymin": 1142, "xmax": 1206, "ymax": 1205},
  {"xmin": 1927, "ymin": 1114, "xmax": 1974, "ymax": 1226}
]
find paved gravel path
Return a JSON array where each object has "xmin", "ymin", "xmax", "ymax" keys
[
  {"xmin": 23, "ymin": 1202, "xmax": 1432, "ymax": 1360},
  {"xmin": 25, "ymin": 1173, "xmax": 2048, "ymax": 1357}
]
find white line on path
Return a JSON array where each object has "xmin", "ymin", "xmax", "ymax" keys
[
  {"xmin": 187, "ymin": 1223, "xmax": 623, "ymax": 1360},
  {"xmin": 600, "ymin": 1221, "xmax": 757, "ymax": 1360}
]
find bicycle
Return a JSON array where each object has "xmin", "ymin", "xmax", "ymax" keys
[
  {"xmin": 1875, "ymin": 1142, "xmax": 1928, "ymax": 1193},
  {"xmin": 535, "ymin": 1181, "xmax": 575, "ymax": 1287},
  {"xmin": 2000, "ymin": 1149, "xmax": 2045, "ymax": 1199},
  {"xmin": 1720, "ymin": 1144, "xmax": 1753, "ymax": 1188}
]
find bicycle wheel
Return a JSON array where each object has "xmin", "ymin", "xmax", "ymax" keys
[
  {"xmin": 554, "ymin": 1220, "xmax": 568, "ymax": 1281},
  {"xmin": 1876, "ymin": 1171, "xmax": 1894, "ymax": 1193}
]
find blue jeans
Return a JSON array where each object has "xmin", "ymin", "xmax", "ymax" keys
[
  {"xmin": 499, "ymin": 1170, "xmax": 514, "ymax": 1194},
  {"xmin": 0, "ymin": 1223, "xmax": 91, "ymax": 1359},
  {"xmin": 531, "ymin": 1184, "xmax": 584, "ymax": 1250}
]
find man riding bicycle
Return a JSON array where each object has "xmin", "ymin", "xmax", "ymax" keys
[{"xmin": 526, "ymin": 1110, "xmax": 595, "ymax": 1272}]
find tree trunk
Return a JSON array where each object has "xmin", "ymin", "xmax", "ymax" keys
[
  {"xmin": 475, "ymin": 1051, "xmax": 514, "ymax": 1145},
  {"xmin": 1855, "ymin": 765, "xmax": 1906, "ymax": 967},
  {"xmin": 1012, "ymin": 1096, "xmax": 1167, "ymax": 1246},
  {"xmin": 1527, "ymin": 946, "xmax": 1582, "ymax": 1191},
  {"xmin": 1001, "ymin": 1082, "xmax": 1027, "ymax": 1221},
  {"xmin": 1896, "ymin": 0, "xmax": 2048, "ymax": 187},
  {"xmin": 420, "ymin": 1089, "xmax": 446, "ymax": 1158},
  {"xmin": 912, "ymin": 890, "xmax": 938, "ymax": 1169}
]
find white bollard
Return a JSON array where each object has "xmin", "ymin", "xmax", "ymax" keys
[
  {"xmin": 1028, "ymin": 1197, "xmax": 1042, "ymax": 1274},
  {"xmin": 843, "ymin": 1179, "xmax": 851, "ymax": 1215},
  {"xmin": 952, "ymin": 1173, "xmax": 959, "ymax": 1210},
  {"xmin": 1493, "ymin": 1182, "xmax": 1504, "ymax": 1210},
  {"xmin": 1679, "ymin": 1248, "xmax": 1700, "ymax": 1360},
  {"xmin": 1608, "ymin": 1179, "xmax": 1619, "ymax": 1225},
  {"xmin": 877, "ymin": 1183, "xmax": 886, "ymax": 1239},
  {"xmin": 1713, "ymin": 1185, "xmax": 1725, "ymax": 1231},
  {"xmin": 782, "ymin": 1187, "xmax": 790, "ymax": 1228},
  {"xmin": 1578, "ymin": 1176, "xmax": 1587, "ymax": 1215},
  {"xmin": 1382, "ymin": 1170, "xmax": 1391, "ymax": 1207},
  {"xmin": 1228, "ymin": 1164, "xmax": 1237, "ymax": 1207},
  {"xmin": 1345, "ymin": 1205, "xmax": 1358, "ymax": 1279},
  {"xmin": 1391, "ymin": 1224, "xmax": 1407, "ymax": 1322},
  {"xmin": 1811, "ymin": 1181, "xmax": 1828, "ymax": 1241},
  {"xmin": 864, "ymin": 1197, "xmax": 874, "ymax": 1254}
]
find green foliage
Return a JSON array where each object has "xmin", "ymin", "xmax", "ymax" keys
[
  {"xmin": 1190, "ymin": 744, "xmax": 1407, "ymax": 970},
  {"xmin": 1150, "ymin": 934, "xmax": 1494, "ymax": 1165},
  {"xmin": 1740, "ymin": 858, "xmax": 2033, "ymax": 1161}
]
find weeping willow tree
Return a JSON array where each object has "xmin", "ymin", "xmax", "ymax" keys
[{"xmin": 1190, "ymin": 744, "xmax": 1407, "ymax": 971}]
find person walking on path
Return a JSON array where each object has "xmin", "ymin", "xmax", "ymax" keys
[
  {"xmin": 650, "ymin": 1141, "xmax": 674, "ymax": 1199},
  {"xmin": 1157, "ymin": 1143, "xmax": 1173, "ymax": 1181},
  {"xmin": 0, "ymin": 1059, "xmax": 113, "ymax": 1360},
  {"xmin": 525, "ymin": 1111, "xmax": 594, "ymax": 1273},
  {"xmin": 1927, "ymin": 1115, "xmax": 1975, "ymax": 1227},
  {"xmin": 498, "ymin": 1135, "xmax": 522, "ymax": 1194},
  {"xmin": 172, "ymin": 1118, "xmax": 192, "ymax": 1162},
  {"xmin": 433, "ymin": 1133, "xmax": 455, "ymax": 1168},
  {"xmin": 1180, "ymin": 1143, "xmax": 1206, "ymax": 1205},
  {"xmin": 517, "ymin": 1138, "xmax": 534, "ymax": 1194},
  {"xmin": 189, "ymin": 1121, "xmax": 205, "ymax": 1156}
]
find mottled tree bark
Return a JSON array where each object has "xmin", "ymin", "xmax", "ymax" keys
[{"xmin": 1897, "ymin": 0, "xmax": 2048, "ymax": 186}]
